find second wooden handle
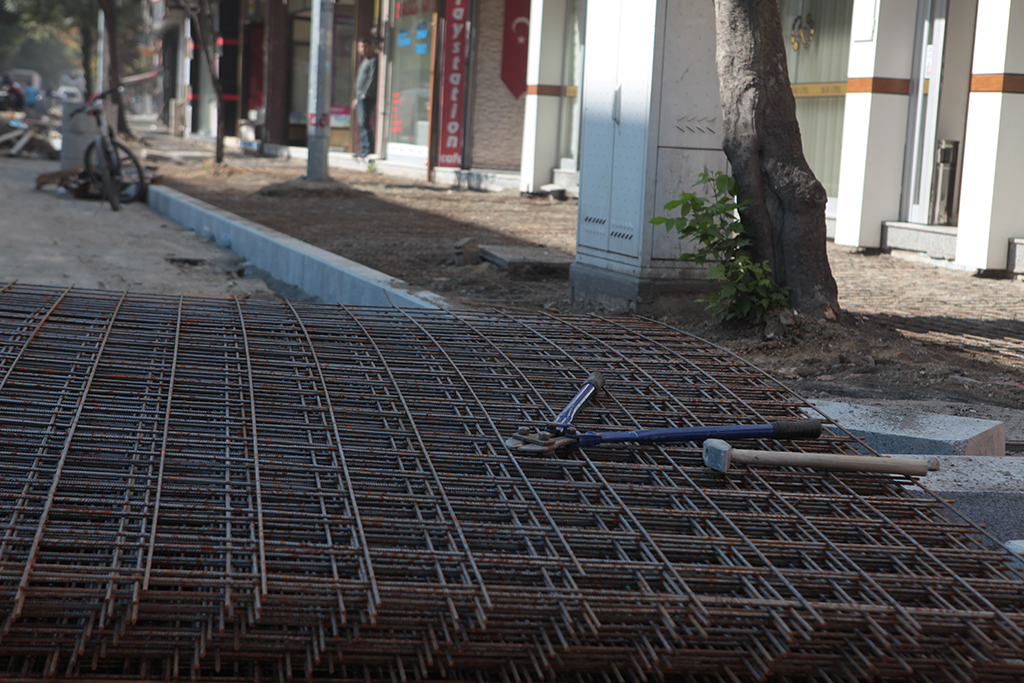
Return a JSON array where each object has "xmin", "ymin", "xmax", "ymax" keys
[{"xmin": 730, "ymin": 449, "xmax": 930, "ymax": 476}]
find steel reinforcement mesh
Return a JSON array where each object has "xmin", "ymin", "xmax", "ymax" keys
[{"xmin": 0, "ymin": 283, "xmax": 1021, "ymax": 682}]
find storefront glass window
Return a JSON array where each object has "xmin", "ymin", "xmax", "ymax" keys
[
  {"xmin": 779, "ymin": 0, "xmax": 853, "ymax": 199},
  {"xmin": 389, "ymin": 0, "xmax": 436, "ymax": 154},
  {"xmin": 289, "ymin": 18, "xmax": 311, "ymax": 125},
  {"xmin": 332, "ymin": 13, "xmax": 356, "ymax": 128}
]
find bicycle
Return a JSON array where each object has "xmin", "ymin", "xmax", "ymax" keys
[{"xmin": 70, "ymin": 87, "xmax": 146, "ymax": 211}]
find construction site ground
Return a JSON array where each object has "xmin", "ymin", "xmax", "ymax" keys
[
  {"xmin": 5, "ymin": 121, "xmax": 1024, "ymax": 444},
  {"xmin": 144, "ymin": 139, "xmax": 1024, "ymax": 446}
]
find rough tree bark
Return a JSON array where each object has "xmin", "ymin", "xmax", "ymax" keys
[
  {"xmin": 182, "ymin": 0, "xmax": 226, "ymax": 163},
  {"xmin": 713, "ymin": 0, "xmax": 839, "ymax": 319},
  {"xmin": 80, "ymin": 20, "xmax": 95, "ymax": 100}
]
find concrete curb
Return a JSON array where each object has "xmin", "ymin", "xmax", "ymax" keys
[
  {"xmin": 147, "ymin": 184, "xmax": 450, "ymax": 309},
  {"xmin": 806, "ymin": 400, "xmax": 1005, "ymax": 455},
  {"xmin": 900, "ymin": 453, "xmax": 1024, "ymax": 492}
]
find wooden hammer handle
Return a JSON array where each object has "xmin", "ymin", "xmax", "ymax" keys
[{"xmin": 729, "ymin": 449, "xmax": 930, "ymax": 476}]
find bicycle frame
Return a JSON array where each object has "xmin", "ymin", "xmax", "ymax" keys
[
  {"xmin": 71, "ymin": 87, "xmax": 124, "ymax": 209},
  {"xmin": 87, "ymin": 95, "xmax": 121, "ymax": 183}
]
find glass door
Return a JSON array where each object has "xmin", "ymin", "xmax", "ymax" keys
[
  {"xmin": 387, "ymin": 0, "xmax": 436, "ymax": 164},
  {"xmin": 901, "ymin": 0, "xmax": 948, "ymax": 224}
]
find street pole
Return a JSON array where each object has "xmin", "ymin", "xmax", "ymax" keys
[
  {"xmin": 97, "ymin": 9, "xmax": 106, "ymax": 93},
  {"xmin": 306, "ymin": 0, "xmax": 335, "ymax": 180}
]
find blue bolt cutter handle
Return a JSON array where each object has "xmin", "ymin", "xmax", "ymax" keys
[
  {"xmin": 574, "ymin": 420, "xmax": 822, "ymax": 448},
  {"xmin": 511, "ymin": 419, "xmax": 821, "ymax": 455},
  {"xmin": 550, "ymin": 372, "xmax": 605, "ymax": 434}
]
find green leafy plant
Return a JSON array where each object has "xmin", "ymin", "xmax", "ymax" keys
[{"xmin": 652, "ymin": 171, "xmax": 791, "ymax": 321}]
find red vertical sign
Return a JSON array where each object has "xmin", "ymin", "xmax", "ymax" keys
[
  {"xmin": 501, "ymin": 0, "xmax": 530, "ymax": 98},
  {"xmin": 438, "ymin": 0, "xmax": 470, "ymax": 167}
]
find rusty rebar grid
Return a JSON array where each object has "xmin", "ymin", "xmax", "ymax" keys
[{"xmin": 0, "ymin": 283, "xmax": 1021, "ymax": 681}]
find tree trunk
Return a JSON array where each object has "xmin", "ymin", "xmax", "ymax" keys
[
  {"xmin": 98, "ymin": 0, "xmax": 132, "ymax": 138},
  {"xmin": 80, "ymin": 19, "xmax": 95, "ymax": 100},
  {"xmin": 713, "ymin": 0, "xmax": 839, "ymax": 319},
  {"xmin": 187, "ymin": 0, "xmax": 225, "ymax": 162}
]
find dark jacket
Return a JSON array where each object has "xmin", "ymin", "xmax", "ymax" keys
[{"xmin": 355, "ymin": 56, "xmax": 378, "ymax": 101}]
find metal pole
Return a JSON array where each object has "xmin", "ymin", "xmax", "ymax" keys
[
  {"xmin": 306, "ymin": 0, "xmax": 335, "ymax": 180},
  {"xmin": 97, "ymin": 9, "xmax": 106, "ymax": 93}
]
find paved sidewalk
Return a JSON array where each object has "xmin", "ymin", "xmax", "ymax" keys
[
  {"xmin": 0, "ymin": 156, "xmax": 279, "ymax": 299},
  {"xmin": 829, "ymin": 244, "xmax": 1024, "ymax": 371}
]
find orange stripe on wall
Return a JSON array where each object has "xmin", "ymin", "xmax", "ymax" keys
[
  {"xmin": 525, "ymin": 85, "xmax": 563, "ymax": 96},
  {"xmin": 970, "ymin": 73, "xmax": 1024, "ymax": 93},
  {"xmin": 846, "ymin": 77, "xmax": 911, "ymax": 95}
]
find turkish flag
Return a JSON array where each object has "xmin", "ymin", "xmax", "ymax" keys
[{"xmin": 501, "ymin": 0, "xmax": 530, "ymax": 98}]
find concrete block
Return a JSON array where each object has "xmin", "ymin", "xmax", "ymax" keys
[
  {"xmin": 454, "ymin": 238, "xmax": 480, "ymax": 266},
  {"xmin": 898, "ymin": 454, "xmax": 1024, "ymax": 491},
  {"xmin": 432, "ymin": 167, "xmax": 521, "ymax": 192},
  {"xmin": 567, "ymin": 261, "xmax": 713, "ymax": 317},
  {"xmin": 480, "ymin": 244, "xmax": 574, "ymax": 279},
  {"xmin": 552, "ymin": 168, "xmax": 579, "ymax": 198},
  {"xmin": 807, "ymin": 400, "xmax": 1005, "ymax": 455},
  {"xmin": 147, "ymin": 185, "xmax": 450, "ymax": 309},
  {"xmin": 1007, "ymin": 540, "xmax": 1024, "ymax": 568},
  {"xmin": 916, "ymin": 491, "xmax": 1024, "ymax": 546},
  {"xmin": 1008, "ymin": 238, "xmax": 1024, "ymax": 275},
  {"xmin": 539, "ymin": 183, "xmax": 567, "ymax": 200},
  {"xmin": 881, "ymin": 221, "xmax": 958, "ymax": 260}
]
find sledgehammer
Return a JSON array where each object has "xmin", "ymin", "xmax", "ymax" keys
[{"xmin": 702, "ymin": 439, "xmax": 932, "ymax": 476}]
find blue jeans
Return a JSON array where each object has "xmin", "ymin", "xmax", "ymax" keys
[{"xmin": 357, "ymin": 98, "xmax": 375, "ymax": 156}]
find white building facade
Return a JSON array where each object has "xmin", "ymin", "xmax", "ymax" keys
[{"xmin": 570, "ymin": 0, "xmax": 1024, "ymax": 312}]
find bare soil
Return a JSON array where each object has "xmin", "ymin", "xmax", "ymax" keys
[
  {"xmin": 159, "ymin": 158, "xmax": 576, "ymax": 311},
  {"xmin": 158, "ymin": 158, "xmax": 1024, "ymax": 441}
]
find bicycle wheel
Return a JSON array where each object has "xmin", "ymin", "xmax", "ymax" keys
[
  {"xmin": 84, "ymin": 140, "xmax": 103, "ymax": 188},
  {"xmin": 96, "ymin": 141, "xmax": 120, "ymax": 211},
  {"xmin": 86, "ymin": 140, "xmax": 146, "ymax": 204},
  {"xmin": 112, "ymin": 141, "xmax": 146, "ymax": 203}
]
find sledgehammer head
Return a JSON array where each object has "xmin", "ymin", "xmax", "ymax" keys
[{"xmin": 702, "ymin": 439, "xmax": 733, "ymax": 473}]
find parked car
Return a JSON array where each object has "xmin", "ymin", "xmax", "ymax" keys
[{"xmin": 54, "ymin": 85, "xmax": 84, "ymax": 103}]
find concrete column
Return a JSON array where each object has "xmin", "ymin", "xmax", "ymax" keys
[
  {"xmin": 307, "ymin": 0, "xmax": 336, "ymax": 180},
  {"xmin": 834, "ymin": 0, "xmax": 918, "ymax": 248},
  {"xmin": 519, "ymin": 0, "xmax": 566, "ymax": 193},
  {"xmin": 955, "ymin": 0, "xmax": 1024, "ymax": 270}
]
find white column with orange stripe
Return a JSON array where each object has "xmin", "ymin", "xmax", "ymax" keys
[
  {"xmin": 955, "ymin": 0, "xmax": 1024, "ymax": 270},
  {"xmin": 519, "ymin": 0, "xmax": 567, "ymax": 193},
  {"xmin": 834, "ymin": 0, "xmax": 918, "ymax": 248}
]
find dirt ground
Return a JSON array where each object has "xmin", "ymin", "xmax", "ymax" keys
[
  {"xmin": 158, "ymin": 157, "xmax": 577, "ymax": 311},
  {"xmin": 157, "ymin": 157, "xmax": 1024, "ymax": 442}
]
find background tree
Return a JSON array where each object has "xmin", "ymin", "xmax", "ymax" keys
[
  {"xmin": 7, "ymin": 0, "xmax": 97, "ymax": 96},
  {"xmin": 9, "ymin": 24, "xmax": 80, "ymax": 89},
  {"xmin": 713, "ymin": 0, "xmax": 840, "ymax": 320},
  {"xmin": 0, "ymin": 4, "xmax": 26, "ymax": 73},
  {"xmin": 179, "ymin": 0, "xmax": 226, "ymax": 162},
  {"xmin": 8, "ymin": 0, "xmax": 144, "ymax": 135}
]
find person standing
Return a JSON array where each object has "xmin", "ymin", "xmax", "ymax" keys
[{"xmin": 353, "ymin": 38, "xmax": 378, "ymax": 158}]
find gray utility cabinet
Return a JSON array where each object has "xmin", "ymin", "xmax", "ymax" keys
[{"xmin": 570, "ymin": 0, "xmax": 729, "ymax": 314}]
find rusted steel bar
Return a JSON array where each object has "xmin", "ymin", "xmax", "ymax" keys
[{"xmin": 0, "ymin": 284, "xmax": 1019, "ymax": 681}]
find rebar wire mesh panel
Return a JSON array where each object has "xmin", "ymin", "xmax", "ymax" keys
[{"xmin": 0, "ymin": 283, "xmax": 1021, "ymax": 682}]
